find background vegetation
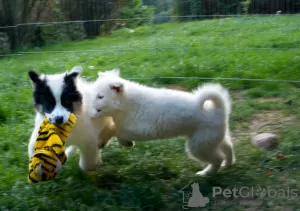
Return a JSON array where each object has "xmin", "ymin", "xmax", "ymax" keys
[{"xmin": 1, "ymin": 0, "xmax": 300, "ymax": 53}]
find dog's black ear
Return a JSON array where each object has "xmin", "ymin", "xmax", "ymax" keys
[
  {"xmin": 28, "ymin": 71, "xmax": 40, "ymax": 84},
  {"xmin": 64, "ymin": 66, "xmax": 83, "ymax": 83},
  {"xmin": 68, "ymin": 66, "xmax": 83, "ymax": 79}
]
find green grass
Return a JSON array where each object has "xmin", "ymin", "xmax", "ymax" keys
[{"xmin": 0, "ymin": 15, "xmax": 300, "ymax": 210}]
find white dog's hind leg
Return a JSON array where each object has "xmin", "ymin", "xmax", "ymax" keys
[
  {"xmin": 195, "ymin": 151, "xmax": 223, "ymax": 176},
  {"xmin": 220, "ymin": 134, "xmax": 236, "ymax": 167},
  {"xmin": 78, "ymin": 143, "xmax": 101, "ymax": 171},
  {"xmin": 187, "ymin": 134, "xmax": 223, "ymax": 176}
]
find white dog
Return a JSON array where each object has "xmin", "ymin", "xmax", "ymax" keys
[
  {"xmin": 28, "ymin": 66, "xmax": 116, "ymax": 171},
  {"xmin": 90, "ymin": 69, "xmax": 235, "ymax": 176}
]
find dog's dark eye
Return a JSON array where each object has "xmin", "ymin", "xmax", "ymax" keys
[{"xmin": 97, "ymin": 94, "xmax": 104, "ymax": 99}]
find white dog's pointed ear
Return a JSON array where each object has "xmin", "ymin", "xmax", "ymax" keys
[
  {"xmin": 98, "ymin": 68, "xmax": 120, "ymax": 77},
  {"xmin": 110, "ymin": 68, "xmax": 120, "ymax": 76},
  {"xmin": 109, "ymin": 82, "xmax": 123, "ymax": 94}
]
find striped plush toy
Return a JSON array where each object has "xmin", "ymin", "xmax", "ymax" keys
[{"xmin": 28, "ymin": 113, "xmax": 76, "ymax": 184}]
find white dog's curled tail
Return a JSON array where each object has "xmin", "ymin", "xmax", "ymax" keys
[{"xmin": 193, "ymin": 83, "xmax": 231, "ymax": 114}]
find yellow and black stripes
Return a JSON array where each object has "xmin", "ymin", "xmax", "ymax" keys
[
  {"xmin": 28, "ymin": 151, "xmax": 59, "ymax": 183},
  {"xmin": 28, "ymin": 113, "xmax": 76, "ymax": 184}
]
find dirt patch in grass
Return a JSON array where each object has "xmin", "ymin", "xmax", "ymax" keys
[
  {"xmin": 249, "ymin": 110, "xmax": 294, "ymax": 133},
  {"xmin": 255, "ymin": 97, "xmax": 281, "ymax": 103},
  {"xmin": 232, "ymin": 109, "xmax": 294, "ymax": 143}
]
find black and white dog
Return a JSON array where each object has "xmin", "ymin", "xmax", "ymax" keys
[{"xmin": 28, "ymin": 66, "xmax": 116, "ymax": 171}]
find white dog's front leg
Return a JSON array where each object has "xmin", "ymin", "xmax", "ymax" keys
[
  {"xmin": 78, "ymin": 142, "xmax": 101, "ymax": 171},
  {"xmin": 28, "ymin": 113, "xmax": 44, "ymax": 158},
  {"xmin": 65, "ymin": 145, "xmax": 78, "ymax": 158},
  {"xmin": 28, "ymin": 137, "xmax": 36, "ymax": 159}
]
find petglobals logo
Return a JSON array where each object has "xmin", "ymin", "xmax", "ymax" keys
[
  {"xmin": 212, "ymin": 186, "xmax": 299, "ymax": 199},
  {"xmin": 180, "ymin": 183, "xmax": 299, "ymax": 209},
  {"xmin": 181, "ymin": 182, "xmax": 210, "ymax": 209}
]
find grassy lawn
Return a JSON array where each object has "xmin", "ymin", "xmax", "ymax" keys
[{"xmin": 0, "ymin": 15, "xmax": 300, "ymax": 210}]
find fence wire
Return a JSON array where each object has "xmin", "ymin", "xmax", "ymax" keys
[
  {"xmin": 1, "ymin": 14, "xmax": 300, "ymax": 29},
  {"xmin": 0, "ymin": 11, "xmax": 300, "ymax": 83},
  {"xmin": 125, "ymin": 77, "xmax": 300, "ymax": 83}
]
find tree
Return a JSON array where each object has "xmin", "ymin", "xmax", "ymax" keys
[
  {"xmin": 60, "ymin": 0, "xmax": 121, "ymax": 37},
  {"xmin": 171, "ymin": 0, "xmax": 300, "ymax": 19},
  {"xmin": 120, "ymin": 0, "xmax": 155, "ymax": 28},
  {"xmin": 0, "ymin": 0, "xmax": 41, "ymax": 49}
]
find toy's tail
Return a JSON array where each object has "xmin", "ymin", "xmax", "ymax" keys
[{"xmin": 28, "ymin": 150, "xmax": 62, "ymax": 184}]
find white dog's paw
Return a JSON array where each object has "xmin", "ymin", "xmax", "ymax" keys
[
  {"xmin": 221, "ymin": 160, "xmax": 230, "ymax": 168},
  {"xmin": 221, "ymin": 158, "xmax": 236, "ymax": 168},
  {"xmin": 119, "ymin": 140, "xmax": 135, "ymax": 147},
  {"xmin": 196, "ymin": 170, "xmax": 209, "ymax": 176},
  {"xmin": 232, "ymin": 157, "xmax": 236, "ymax": 165},
  {"xmin": 196, "ymin": 165, "xmax": 218, "ymax": 176},
  {"xmin": 80, "ymin": 159, "xmax": 102, "ymax": 172},
  {"xmin": 221, "ymin": 161, "xmax": 227, "ymax": 168}
]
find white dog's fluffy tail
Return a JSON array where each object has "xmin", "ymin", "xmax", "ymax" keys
[{"xmin": 193, "ymin": 83, "xmax": 231, "ymax": 114}]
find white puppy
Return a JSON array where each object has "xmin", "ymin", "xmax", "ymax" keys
[{"xmin": 90, "ymin": 69, "xmax": 235, "ymax": 176}]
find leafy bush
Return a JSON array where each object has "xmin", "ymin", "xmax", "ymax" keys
[
  {"xmin": 171, "ymin": 0, "xmax": 300, "ymax": 21},
  {"xmin": 61, "ymin": 0, "xmax": 120, "ymax": 37},
  {"xmin": 143, "ymin": 0, "xmax": 173, "ymax": 14},
  {"xmin": 120, "ymin": 0, "xmax": 155, "ymax": 28}
]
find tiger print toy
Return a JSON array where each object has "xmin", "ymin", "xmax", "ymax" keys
[{"xmin": 28, "ymin": 113, "xmax": 76, "ymax": 184}]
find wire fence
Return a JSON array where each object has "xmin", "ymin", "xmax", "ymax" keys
[
  {"xmin": 0, "ymin": 1, "xmax": 300, "ymax": 84},
  {"xmin": 1, "ymin": 13, "xmax": 300, "ymax": 30},
  {"xmin": 0, "ymin": 1, "xmax": 299, "ymax": 54},
  {"xmin": 1, "ymin": 16, "xmax": 300, "ymax": 55}
]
